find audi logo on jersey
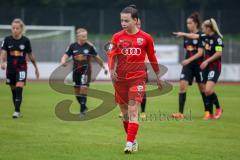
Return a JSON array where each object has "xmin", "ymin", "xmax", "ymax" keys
[{"xmin": 121, "ymin": 48, "xmax": 141, "ymax": 56}]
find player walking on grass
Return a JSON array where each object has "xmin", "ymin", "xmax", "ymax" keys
[
  {"xmin": 0, "ymin": 18, "xmax": 40, "ymax": 118},
  {"xmin": 61, "ymin": 28, "xmax": 108, "ymax": 117},
  {"xmin": 118, "ymin": 18, "xmax": 147, "ymax": 119},
  {"xmin": 108, "ymin": 5, "xmax": 161, "ymax": 153},
  {"xmin": 174, "ymin": 18, "xmax": 223, "ymax": 120},
  {"xmin": 172, "ymin": 12, "xmax": 207, "ymax": 119}
]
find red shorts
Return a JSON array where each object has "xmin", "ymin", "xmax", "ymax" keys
[{"xmin": 114, "ymin": 78, "xmax": 146, "ymax": 105}]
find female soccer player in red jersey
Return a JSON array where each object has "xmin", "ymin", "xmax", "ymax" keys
[
  {"xmin": 174, "ymin": 18, "xmax": 223, "ymax": 120},
  {"xmin": 0, "ymin": 18, "xmax": 39, "ymax": 118},
  {"xmin": 108, "ymin": 5, "xmax": 161, "ymax": 153},
  {"xmin": 118, "ymin": 18, "xmax": 148, "ymax": 119}
]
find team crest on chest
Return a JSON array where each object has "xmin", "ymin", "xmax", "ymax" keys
[
  {"xmin": 137, "ymin": 38, "xmax": 144, "ymax": 46},
  {"xmin": 83, "ymin": 49, "xmax": 89, "ymax": 54},
  {"xmin": 217, "ymin": 38, "xmax": 223, "ymax": 45},
  {"xmin": 193, "ymin": 39, "xmax": 198, "ymax": 44},
  {"xmin": 19, "ymin": 44, "xmax": 25, "ymax": 50},
  {"xmin": 210, "ymin": 40, "xmax": 214, "ymax": 45}
]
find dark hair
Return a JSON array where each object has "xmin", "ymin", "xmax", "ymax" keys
[
  {"xmin": 121, "ymin": 4, "xmax": 139, "ymax": 19},
  {"xmin": 188, "ymin": 12, "xmax": 201, "ymax": 29}
]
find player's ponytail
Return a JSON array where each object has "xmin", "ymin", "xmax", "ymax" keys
[
  {"xmin": 121, "ymin": 4, "xmax": 139, "ymax": 20},
  {"xmin": 203, "ymin": 18, "xmax": 223, "ymax": 38},
  {"xmin": 11, "ymin": 18, "xmax": 26, "ymax": 35},
  {"xmin": 210, "ymin": 18, "xmax": 223, "ymax": 38},
  {"xmin": 189, "ymin": 12, "xmax": 201, "ymax": 29}
]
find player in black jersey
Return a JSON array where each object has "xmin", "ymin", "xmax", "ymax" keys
[
  {"xmin": 172, "ymin": 12, "xmax": 207, "ymax": 119},
  {"xmin": 0, "ymin": 18, "xmax": 39, "ymax": 118},
  {"xmin": 174, "ymin": 18, "xmax": 223, "ymax": 120},
  {"xmin": 61, "ymin": 28, "xmax": 108, "ymax": 117}
]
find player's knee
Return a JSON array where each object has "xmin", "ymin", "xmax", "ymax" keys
[
  {"xmin": 179, "ymin": 84, "xmax": 187, "ymax": 93},
  {"xmin": 80, "ymin": 86, "xmax": 88, "ymax": 94},
  {"xmin": 122, "ymin": 113, "xmax": 129, "ymax": 121},
  {"xmin": 128, "ymin": 106, "xmax": 139, "ymax": 122},
  {"xmin": 129, "ymin": 100, "xmax": 137, "ymax": 106},
  {"xmin": 128, "ymin": 113, "xmax": 138, "ymax": 122},
  {"xmin": 205, "ymin": 89, "xmax": 213, "ymax": 96},
  {"xmin": 200, "ymin": 87, "xmax": 205, "ymax": 93},
  {"xmin": 198, "ymin": 85, "xmax": 205, "ymax": 92},
  {"xmin": 16, "ymin": 82, "xmax": 24, "ymax": 88}
]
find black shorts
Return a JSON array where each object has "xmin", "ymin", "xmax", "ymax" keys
[
  {"xmin": 180, "ymin": 64, "xmax": 204, "ymax": 85},
  {"xmin": 73, "ymin": 72, "xmax": 91, "ymax": 87},
  {"xmin": 203, "ymin": 68, "xmax": 220, "ymax": 84},
  {"xmin": 6, "ymin": 70, "xmax": 27, "ymax": 85}
]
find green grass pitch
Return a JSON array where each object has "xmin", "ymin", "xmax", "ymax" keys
[{"xmin": 0, "ymin": 82, "xmax": 240, "ymax": 160}]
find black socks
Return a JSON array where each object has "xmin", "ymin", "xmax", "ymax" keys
[
  {"xmin": 76, "ymin": 94, "xmax": 87, "ymax": 112},
  {"xmin": 212, "ymin": 92, "xmax": 220, "ymax": 109},
  {"xmin": 201, "ymin": 92, "xmax": 207, "ymax": 111},
  {"xmin": 179, "ymin": 92, "xmax": 186, "ymax": 114},
  {"xmin": 141, "ymin": 93, "xmax": 146, "ymax": 113},
  {"xmin": 14, "ymin": 87, "xmax": 23, "ymax": 112},
  {"xmin": 11, "ymin": 88, "xmax": 16, "ymax": 106}
]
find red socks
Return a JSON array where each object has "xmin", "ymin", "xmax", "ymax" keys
[
  {"xmin": 127, "ymin": 122, "xmax": 139, "ymax": 143},
  {"xmin": 122, "ymin": 121, "xmax": 139, "ymax": 142}
]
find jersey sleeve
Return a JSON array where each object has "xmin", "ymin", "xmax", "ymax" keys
[
  {"xmin": 183, "ymin": 37, "xmax": 186, "ymax": 49},
  {"xmin": 1, "ymin": 37, "xmax": 8, "ymax": 51},
  {"xmin": 146, "ymin": 35, "xmax": 160, "ymax": 73},
  {"xmin": 25, "ymin": 38, "xmax": 32, "ymax": 54},
  {"xmin": 90, "ymin": 45, "xmax": 98, "ymax": 56},
  {"xmin": 199, "ymin": 33, "xmax": 207, "ymax": 42},
  {"xmin": 215, "ymin": 37, "xmax": 224, "ymax": 52},
  {"xmin": 197, "ymin": 37, "xmax": 204, "ymax": 48},
  {"xmin": 65, "ymin": 44, "xmax": 73, "ymax": 57},
  {"xmin": 108, "ymin": 35, "xmax": 118, "ymax": 70}
]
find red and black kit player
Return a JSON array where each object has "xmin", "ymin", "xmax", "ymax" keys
[
  {"xmin": 200, "ymin": 19, "xmax": 223, "ymax": 120},
  {"xmin": 61, "ymin": 28, "xmax": 107, "ymax": 117},
  {"xmin": 172, "ymin": 12, "xmax": 207, "ymax": 119},
  {"xmin": 0, "ymin": 18, "xmax": 39, "ymax": 118},
  {"xmin": 174, "ymin": 18, "xmax": 223, "ymax": 120},
  {"xmin": 108, "ymin": 5, "xmax": 161, "ymax": 153}
]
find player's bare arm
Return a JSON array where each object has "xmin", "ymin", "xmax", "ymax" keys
[
  {"xmin": 173, "ymin": 32, "xmax": 200, "ymax": 39},
  {"xmin": 110, "ymin": 56, "xmax": 118, "ymax": 81},
  {"xmin": 200, "ymin": 51, "xmax": 222, "ymax": 70},
  {"xmin": 0, "ymin": 49, "xmax": 7, "ymax": 70},
  {"xmin": 28, "ymin": 53, "xmax": 40, "ymax": 79},
  {"xmin": 93, "ymin": 55, "xmax": 108, "ymax": 75},
  {"xmin": 182, "ymin": 48, "xmax": 204, "ymax": 66},
  {"xmin": 60, "ymin": 53, "xmax": 69, "ymax": 66}
]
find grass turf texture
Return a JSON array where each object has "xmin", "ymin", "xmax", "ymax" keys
[{"xmin": 0, "ymin": 82, "xmax": 240, "ymax": 160}]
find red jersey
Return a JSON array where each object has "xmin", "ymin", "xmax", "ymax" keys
[{"xmin": 108, "ymin": 30, "xmax": 159, "ymax": 81}]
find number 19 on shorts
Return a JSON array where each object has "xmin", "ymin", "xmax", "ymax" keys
[{"xmin": 19, "ymin": 71, "xmax": 26, "ymax": 81}]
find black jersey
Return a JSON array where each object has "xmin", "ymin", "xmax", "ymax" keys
[
  {"xmin": 200, "ymin": 33, "xmax": 224, "ymax": 71},
  {"xmin": 65, "ymin": 42, "xmax": 97, "ymax": 73},
  {"xmin": 183, "ymin": 31, "xmax": 204, "ymax": 65},
  {"xmin": 1, "ymin": 36, "xmax": 32, "ymax": 73}
]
